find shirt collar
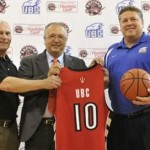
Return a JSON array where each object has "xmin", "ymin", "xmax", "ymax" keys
[
  {"xmin": 117, "ymin": 32, "xmax": 149, "ymax": 49},
  {"xmin": 46, "ymin": 51, "xmax": 64, "ymax": 66},
  {"xmin": 0, "ymin": 55, "xmax": 10, "ymax": 61}
]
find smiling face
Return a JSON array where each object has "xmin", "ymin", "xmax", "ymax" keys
[
  {"xmin": 119, "ymin": 11, "xmax": 144, "ymax": 41},
  {"xmin": 0, "ymin": 21, "xmax": 11, "ymax": 56},
  {"xmin": 44, "ymin": 23, "xmax": 68, "ymax": 58}
]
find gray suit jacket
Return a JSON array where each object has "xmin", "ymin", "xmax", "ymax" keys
[{"xmin": 18, "ymin": 50, "xmax": 87, "ymax": 142}]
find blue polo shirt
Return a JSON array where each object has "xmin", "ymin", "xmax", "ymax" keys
[{"xmin": 104, "ymin": 32, "xmax": 150, "ymax": 114}]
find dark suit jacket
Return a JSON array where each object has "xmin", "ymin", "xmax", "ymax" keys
[{"xmin": 18, "ymin": 50, "xmax": 87, "ymax": 142}]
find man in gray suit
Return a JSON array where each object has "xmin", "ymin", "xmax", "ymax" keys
[
  {"xmin": 0, "ymin": 20, "xmax": 61, "ymax": 150},
  {"xmin": 18, "ymin": 22, "xmax": 87, "ymax": 150}
]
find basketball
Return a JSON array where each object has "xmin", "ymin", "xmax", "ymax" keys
[{"xmin": 120, "ymin": 68, "xmax": 150, "ymax": 101}]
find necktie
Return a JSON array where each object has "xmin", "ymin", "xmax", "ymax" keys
[{"xmin": 48, "ymin": 58, "xmax": 58, "ymax": 114}]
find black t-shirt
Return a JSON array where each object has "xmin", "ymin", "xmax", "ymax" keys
[{"xmin": 0, "ymin": 55, "xmax": 19, "ymax": 120}]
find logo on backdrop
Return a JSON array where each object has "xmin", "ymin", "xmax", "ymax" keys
[
  {"xmin": 14, "ymin": 25, "xmax": 24, "ymax": 34},
  {"xmin": 109, "ymin": 25, "xmax": 122, "ymax": 36},
  {"xmin": 0, "ymin": 0, "xmax": 9, "ymax": 13},
  {"xmin": 78, "ymin": 48, "xmax": 107, "ymax": 59},
  {"xmin": 116, "ymin": 0, "xmax": 134, "ymax": 14},
  {"xmin": 85, "ymin": 23, "xmax": 103, "ymax": 38},
  {"xmin": 141, "ymin": 2, "xmax": 150, "ymax": 12},
  {"xmin": 65, "ymin": 46, "xmax": 72, "ymax": 55},
  {"xmin": 47, "ymin": 2, "xmax": 56, "ymax": 11},
  {"xmin": 46, "ymin": 1, "xmax": 78, "ymax": 13},
  {"xmin": 20, "ymin": 45, "xmax": 38, "ymax": 59},
  {"xmin": 110, "ymin": 25, "xmax": 120, "ymax": 35},
  {"xmin": 79, "ymin": 49, "xmax": 88, "ymax": 58},
  {"xmin": 13, "ymin": 24, "xmax": 45, "ymax": 36},
  {"xmin": 22, "ymin": 0, "xmax": 41, "ymax": 14},
  {"xmin": 85, "ymin": 0, "xmax": 104, "ymax": 16}
]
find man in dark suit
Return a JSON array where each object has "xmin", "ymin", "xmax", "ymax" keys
[
  {"xmin": 18, "ymin": 22, "xmax": 87, "ymax": 150},
  {"xmin": 0, "ymin": 20, "xmax": 60, "ymax": 150}
]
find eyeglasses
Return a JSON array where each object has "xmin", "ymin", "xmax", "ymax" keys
[{"xmin": 45, "ymin": 34, "xmax": 67, "ymax": 41}]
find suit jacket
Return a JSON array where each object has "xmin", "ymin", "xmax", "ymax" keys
[{"xmin": 18, "ymin": 50, "xmax": 87, "ymax": 142}]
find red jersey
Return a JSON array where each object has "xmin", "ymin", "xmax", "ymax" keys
[{"xmin": 55, "ymin": 65, "xmax": 108, "ymax": 150}]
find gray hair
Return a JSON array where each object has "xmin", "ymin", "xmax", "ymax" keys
[{"xmin": 44, "ymin": 22, "xmax": 68, "ymax": 38}]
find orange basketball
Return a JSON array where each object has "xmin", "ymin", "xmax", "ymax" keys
[{"xmin": 120, "ymin": 68, "xmax": 150, "ymax": 101}]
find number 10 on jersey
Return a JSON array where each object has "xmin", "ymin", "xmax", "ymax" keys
[{"xmin": 74, "ymin": 102, "xmax": 98, "ymax": 131}]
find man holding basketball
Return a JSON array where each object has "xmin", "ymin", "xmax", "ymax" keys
[{"xmin": 103, "ymin": 6, "xmax": 150, "ymax": 150}]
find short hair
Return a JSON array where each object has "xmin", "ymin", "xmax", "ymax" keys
[
  {"xmin": 118, "ymin": 6, "xmax": 143, "ymax": 21},
  {"xmin": 44, "ymin": 22, "xmax": 68, "ymax": 38}
]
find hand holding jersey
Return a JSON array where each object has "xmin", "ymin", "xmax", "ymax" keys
[
  {"xmin": 47, "ymin": 60, "xmax": 62, "ymax": 77},
  {"xmin": 89, "ymin": 57, "xmax": 109, "ymax": 89},
  {"xmin": 89, "ymin": 57, "xmax": 104, "ymax": 67}
]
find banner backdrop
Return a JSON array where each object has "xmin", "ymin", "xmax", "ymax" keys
[{"xmin": 1, "ymin": 0, "xmax": 150, "ymax": 149}]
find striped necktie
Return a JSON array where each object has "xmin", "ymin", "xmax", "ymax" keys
[{"xmin": 48, "ymin": 58, "xmax": 58, "ymax": 114}]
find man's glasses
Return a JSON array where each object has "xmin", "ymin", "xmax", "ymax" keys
[{"xmin": 45, "ymin": 34, "xmax": 67, "ymax": 41}]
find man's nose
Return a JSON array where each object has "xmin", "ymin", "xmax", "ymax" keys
[{"xmin": 53, "ymin": 36, "xmax": 60, "ymax": 42}]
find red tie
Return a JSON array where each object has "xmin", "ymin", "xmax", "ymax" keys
[{"xmin": 48, "ymin": 58, "xmax": 58, "ymax": 114}]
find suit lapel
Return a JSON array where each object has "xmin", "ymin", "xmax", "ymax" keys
[
  {"xmin": 64, "ymin": 54, "xmax": 73, "ymax": 67},
  {"xmin": 36, "ymin": 50, "xmax": 49, "ymax": 74},
  {"xmin": 36, "ymin": 53, "xmax": 76, "ymax": 73}
]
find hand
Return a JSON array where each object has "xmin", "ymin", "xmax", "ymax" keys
[
  {"xmin": 44, "ymin": 75, "xmax": 62, "ymax": 89},
  {"xmin": 132, "ymin": 89, "xmax": 150, "ymax": 105},
  {"xmin": 89, "ymin": 57, "xmax": 104, "ymax": 67},
  {"xmin": 48, "ymin": 63, "xmax": 62, "ymax": 76},
  {"xmin": 90, "ymin": 57, "xmax": 109, "ymax": 89}
]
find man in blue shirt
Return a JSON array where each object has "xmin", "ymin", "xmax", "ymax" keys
[{"xmin": 104, "ymin": 6, "xmax": 150, "ymax": 150}]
